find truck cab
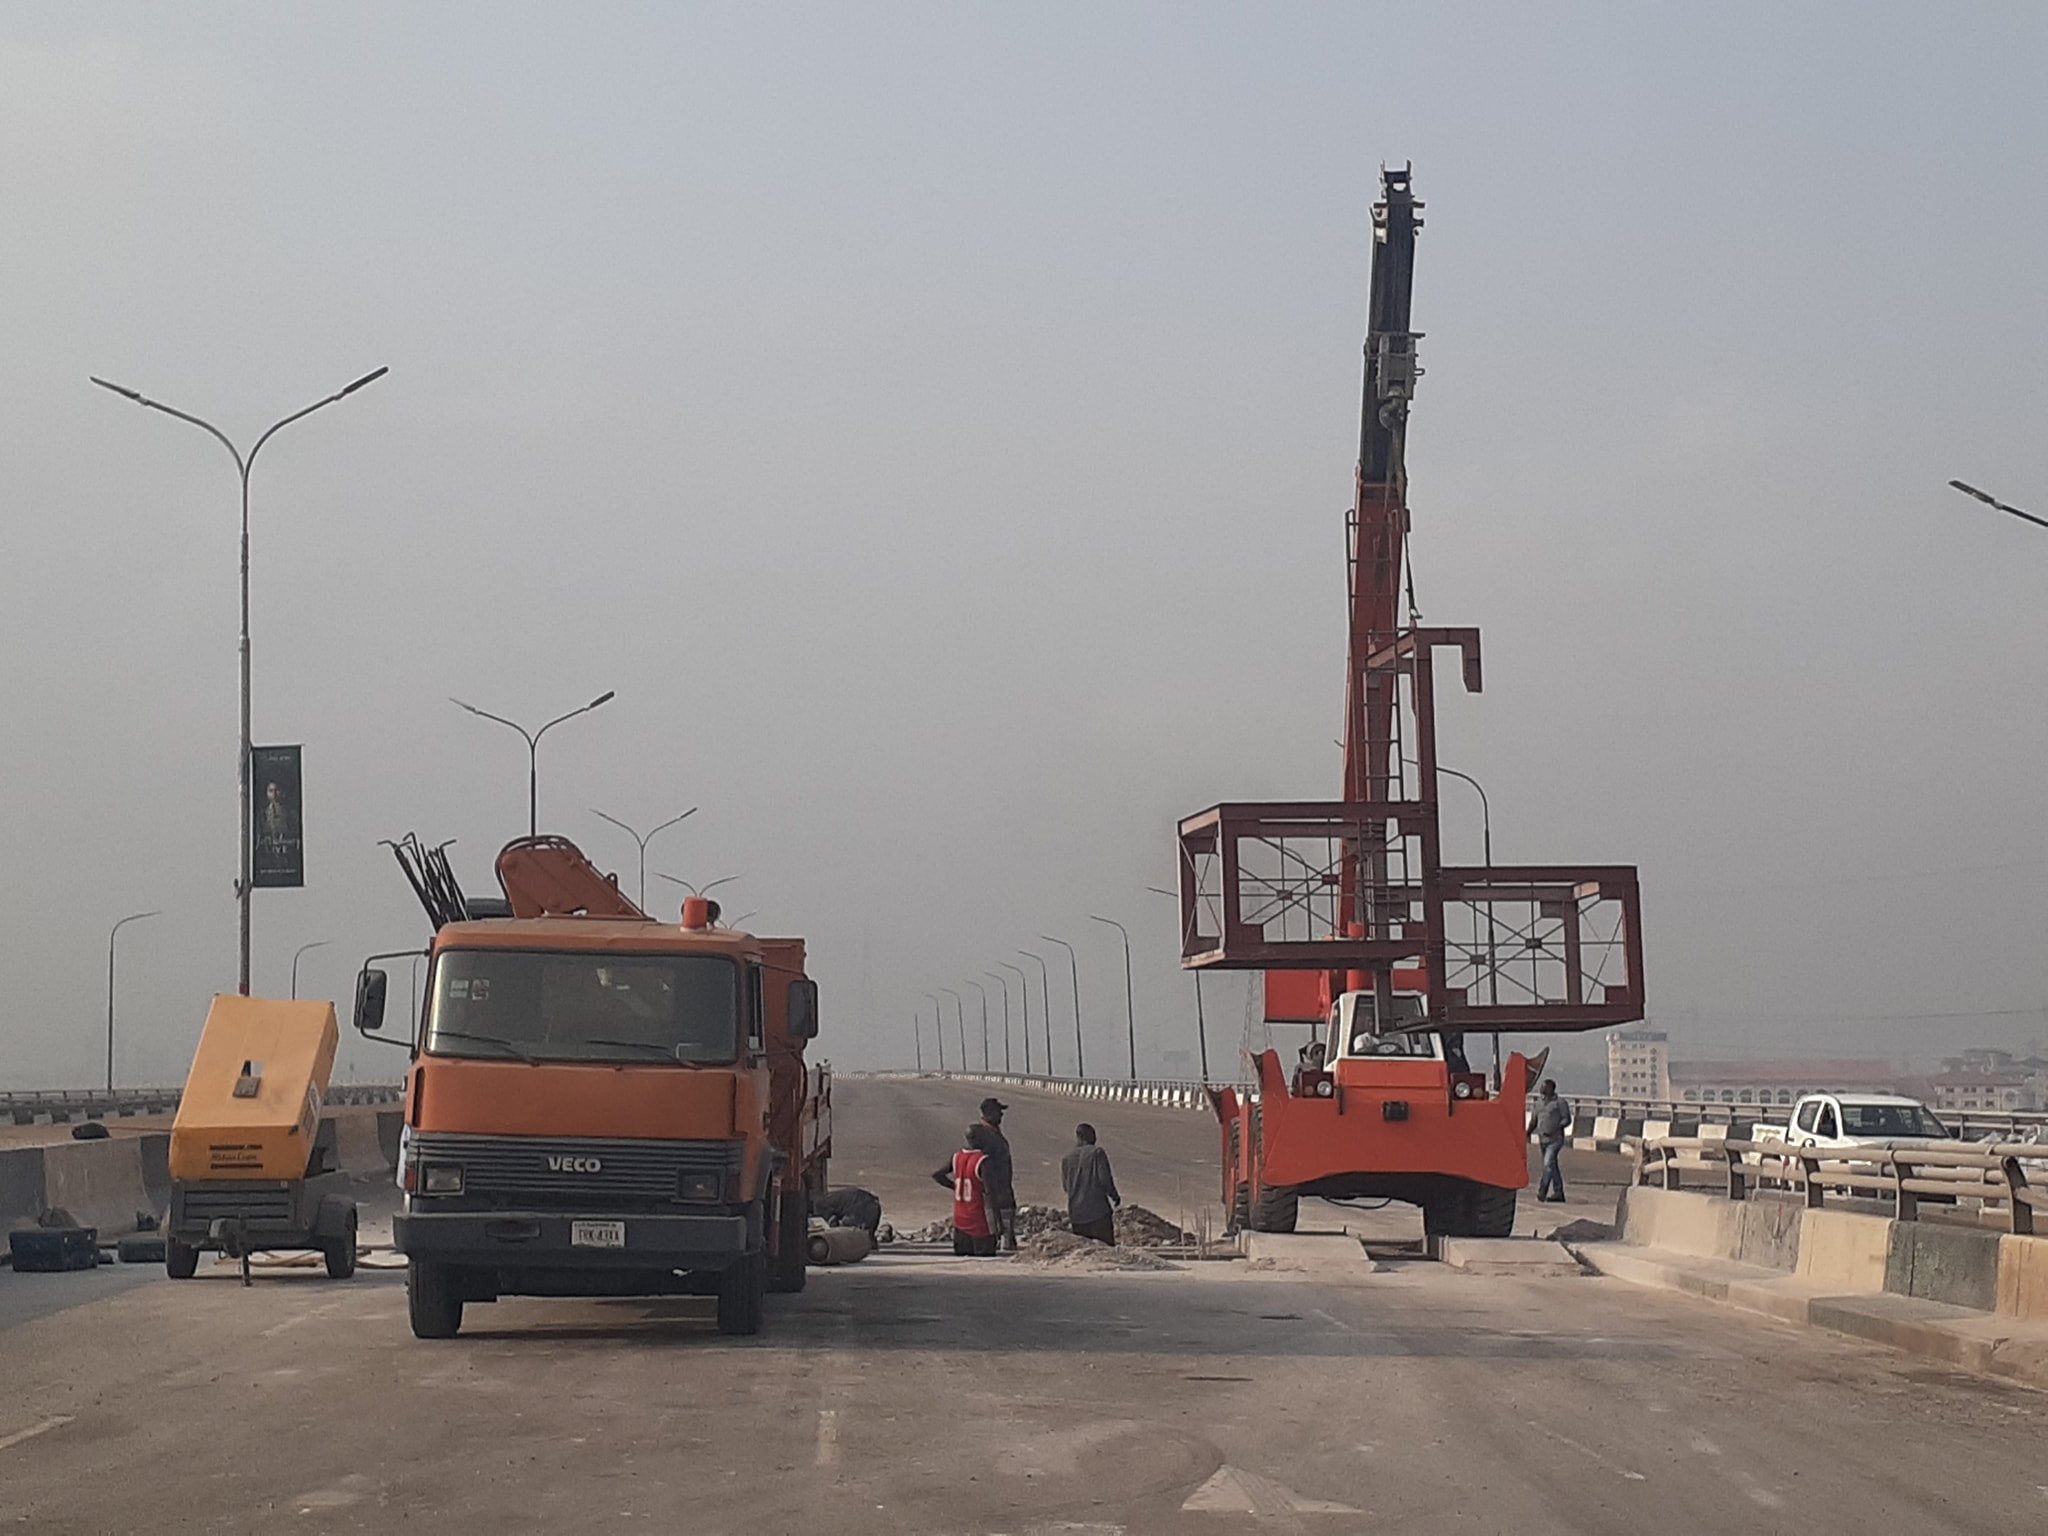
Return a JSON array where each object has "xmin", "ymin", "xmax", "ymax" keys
[{"xmin": 1760, "ymin": 1093, "xmax": 1955, "ymax": 1151}]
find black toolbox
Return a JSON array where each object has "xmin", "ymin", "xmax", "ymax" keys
[{"xmin": 9, "ymin": 1227, "xmax": 102, "ymax": 1272}]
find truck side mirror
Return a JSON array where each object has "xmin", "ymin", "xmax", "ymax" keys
[
  {"xmin": 787, "ymin": 978, "xmax": 819, "ymax": 1041},
  {"xmin": 353, "ymin": 968, "xmax": 388, "ymax": 1035}
]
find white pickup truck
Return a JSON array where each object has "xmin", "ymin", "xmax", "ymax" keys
[{"xmin": 1752, "ymin": 1092, "xmax": 1956, "ymax": 1151}]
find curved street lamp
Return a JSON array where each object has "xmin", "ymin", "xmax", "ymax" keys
[
  {"xmin": 922, "ymin": 993, "xmax": 947, "ymax": 1072},
  {"xmin": 995, "ymin": 962, "xmax": 1031, "ymax": 1076},
  {"xmin": 592, "ymin": 807, "xmax": 697, "ymax": 909},
  {"xmin": 1040, "ymin": 935, "xmax": 1085, "ymax": 1080},
  {"xmin": 1019, "ymin": 949, "xmax": 1053, "ymax": 1077},
  {"xmin": 452, "ymin": 691, "xmax": 616, "ymax": 837},
  {"xmin": 1089, "ymin": 914, "xmax": 1137, "ymax": 1081},
  {"xmin": 984, "ymin": 971, "xmax": 1014, "ymax": 1073},
  {"xmin": 962, "ymin": 978, "xmax": 992, "ymax": 1072},
  {"xmin": 1950, "ymin": 480, "xmax": 2048, "ymax": 531},
  {"xmin": 107, "ymin": 910, "xmax": 162, "ymax": 1093},
  {"xmin": 290, "ymin": 938, "xmax": 331, "ymax": 1000},
  {"xmin": 941, "ymin": 987, "xmax": 968, "ymax": 1072},
  {"xmin": 93, "ymin": 366, "xmax": 388, "ymax": 996},
  {"xmin": 911, "ymin": 1012, "xmax": 924, "ymax": 1072}
]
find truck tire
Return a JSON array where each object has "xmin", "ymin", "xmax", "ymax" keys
[
  {"xmin": 324, "ymin": 1207, "xmax": 358, "ymax": 1280},
  {"xmin": 1470, "ymin": 1184, "xmax": 1517, "ymax": 1238},
  {"xmin": 768, "ymin": 1188, "xmax": 808, "ymax": 1294},
  {"xmin": 717, "ymin": 1249, "xmax": 766, "ymax": 1336},
  {"xmin": 1250, "ymin": 1184, "xmax": 1299, "ymax": 1233},
  {"xmin": 165, "ymin": 1236, "xmax": 199, "ymax": 1280},
  {"xmin": 408, "ymin": 1260, "xmax": 463, "ymax": 1339},
  {"xmin": 1229, "ymin": 1183, "xmax": 1250, "ymax": 1233}
]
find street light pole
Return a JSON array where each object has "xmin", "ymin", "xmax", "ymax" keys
[
  {"xmin": 941, "ymin": 987, "xmax": 968, "ymax": 1072},
  {"xmin": 107, "ymin": 910, "xmax": 162, "ymax": 1094},
  {"xmin": 1951, "ymin": 480, "xmax": 2048, "ymax": 531},
  {"xmin": 1089, "ymin": 914, "xmax": 1136, "ymax": 1081},
  {"xmin": 452, "ymin": 691, "xmax": 617, "ymax": 837},
  {"xmin": 963, "ymin": 979, "xmax": 992, "ymax": 1071},
  {"xmin": 93, "ymin": 367, "xmax": 388, "ymax": 997},
  {"xmin": 591, "ymin": 807, "xmax": 697, "ymax": 909},
  {"xmin": 923, "ymin": 994, "xmax": 947, "ymax": 1073},
  {"xmin": 996, "ymin": 963, "xmax": 1031, "ymax": 1075},
  {"xmin": 1434, "ymin": 761, "xmax": 1502, "ymax": 1087},
  {"xmin": 985, "ymin": 972, "xmax": 1014, "ymax": 1073},
  {"xmin": 1041, "ymin": 935, "xmax": 1085, "ymax": 1079},
  {"xmin": 290, "ymin": 939, "xmax": 331, "ymax": 1000},
  {"xmin": 1019, "ymin": 950, "xmax": 1053, "ymax": 1076},
  {"xmin": 912, "ymin": 1013, "xmax": 923, "ymax": 1072}
]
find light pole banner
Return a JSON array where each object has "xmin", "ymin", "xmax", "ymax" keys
[{"xmin": 251, "ymin": 745, "xmax": 305, "ymax": 888}]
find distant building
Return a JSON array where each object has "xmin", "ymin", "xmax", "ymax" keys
[
  {"xmin": 1930, "ymin": 1074, "xmax": 2039, "ymax": 1114},
  {"xmin": 1668, "ymin": 1059, "xmax": 1900, "ymax": 1108},
  {"xmin": 1606, "ymin": 1027, "xmax": 1671, "ymax": 1100}
]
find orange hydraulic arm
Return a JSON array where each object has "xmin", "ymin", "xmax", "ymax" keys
[{"xmin": 495, "ymin": 836, "xmax": 650, "ymax": 921}]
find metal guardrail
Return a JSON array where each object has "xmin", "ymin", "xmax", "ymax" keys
[
  {"xmin": 863, "ymin": 1070, "xmax": 1213, "ymax": 1112},
  {"xmin": 2, "ymin": 1084, "xmax": 404, "ymax": 1124},
  {"xmin": 1567, "ymin": 1094, "xmax": 2047, "ymax": 1145},
  {"xmin": 1636, "ymin": 1135, "xmax": 2046, "ymax": 1235}
]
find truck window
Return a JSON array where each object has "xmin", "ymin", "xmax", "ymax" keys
[
  {"xmin": 1814, "ymin": 1102, "xmax": 1841, "ymax": 1140},
  {"xmin": 1794, "ymin": 1099, "xmax": 1821, "ymax": 1134},
  {"xmin": 426, "ymin": 949, "xmax": 740, "ymax": 1065},
  {"xmin": 1840, "ymin": 1103, "xmax": 1948, "ymax": 1139}
]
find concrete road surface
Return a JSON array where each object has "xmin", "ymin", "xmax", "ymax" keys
[{"xmin": 2, "ymin": 1077, "xmax": 2041, "ymax": 1534}]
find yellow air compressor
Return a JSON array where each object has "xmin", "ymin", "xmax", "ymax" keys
[{"xmin": 165, "ymin": 996, "xmax": 358, "ymax": 1281}]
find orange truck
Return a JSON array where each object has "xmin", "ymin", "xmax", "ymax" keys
[{"xmin": 353, "ymin": 835, "xmax": 827, "ymax": 1338}]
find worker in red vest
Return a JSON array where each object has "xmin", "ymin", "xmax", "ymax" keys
[{"xmin": 931, "ymin": 1123, "xmax": 1000, "ymax": 1256}]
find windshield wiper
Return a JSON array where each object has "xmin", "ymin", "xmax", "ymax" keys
[
  {"xmin": 429, "ymin": 1029, "xmax": 539, "ymax": 1066},
  {"xmin": 585, "ymin": 1038, "xmax": 707, "ymax": 1068}
]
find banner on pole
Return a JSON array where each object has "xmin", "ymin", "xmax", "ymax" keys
[{"xmin": 250, "ymin": 745, "xmax": 305, "ymax": 888}]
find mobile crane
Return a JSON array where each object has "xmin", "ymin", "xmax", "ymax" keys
[{"xmin": 1177, "ymin": 166, "xmax": 1646, "ymax": 1238}]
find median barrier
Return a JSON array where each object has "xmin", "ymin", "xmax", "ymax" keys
[
  {"xmin": 333, "ymin": 1112, "xmax": 388, "ymax": 1175},
  {"xmin": 1997, "ymin": 1235, "xmax": 2048, "ymax": 1319},
  {"xmin": 39, "ymin": 1135, "xmax": 161, "ymax": 1237},
  {"xmin": 1793, "ymin": 1208, "xmax": 1891, "ymax": 1292},
  {"xmin": 1, "ymin": 1147, "xmax": 46, "ymax": 1232},
  {"xmin": 1886, "ymin": 1223, "xmax": 2002, "ymax": 1313}
]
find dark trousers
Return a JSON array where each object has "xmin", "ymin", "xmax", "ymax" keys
[
  {"xmin": 1071, "ymin": 1215, "xmax": 1116, "ymax": 1245},
  {"xmin": 996, "ymin": 1207, "xmax": 1018, "ymax": 1251},
  {"xmin": 951, "ymin": 1229, "xmax": 998, "ymax": 1257}
]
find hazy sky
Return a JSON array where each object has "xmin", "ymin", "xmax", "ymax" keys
[{"xmin": 4, "ymin": 5, "xmax": 2045, "ymax": 1090}]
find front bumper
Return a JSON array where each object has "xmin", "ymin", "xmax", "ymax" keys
[{"xmin": 394, "ymin": 1207, "xmax": 751, "ymax": 1270}]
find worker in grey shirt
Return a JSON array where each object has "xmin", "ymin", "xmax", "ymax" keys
[
  {"xmin": 1528, "ymin": 1079, "xmax": 1573, "ymax": 1202},
  {"xmin": 1060, "ymin": 1123, "xmax": 1121, "ymax": 1244}
]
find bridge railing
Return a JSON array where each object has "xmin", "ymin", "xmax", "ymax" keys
[
  {"xmin": 2, "ymin": 1083, "xmax": 405, "ymax": 1124},
  {"xmin": 860, "ymin": 1070, "xmax": 1213, "ymax": 1113},
  {"xmin": 1636, "ymin": 1135, "xmax": 2047, "ymax": 1235}
]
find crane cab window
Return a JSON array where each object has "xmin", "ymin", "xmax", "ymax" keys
[{"xmin": 1334, "ymin": 993, "xmax": 1431, "ymax": 1059}]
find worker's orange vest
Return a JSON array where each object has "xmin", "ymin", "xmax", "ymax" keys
[{"xmin": 951, "ymin": 1150, "xmax": 992, "ymax": 1236}]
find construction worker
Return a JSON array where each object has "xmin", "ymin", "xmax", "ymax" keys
[
  {"xmin": 932, "ymin": 1124, "xmax": 1000, "ymax": 1256},
  {"xmin": 1529, "ymin": 1078, "xmax": 1573, "ymax": 1202},
  {"xmin": 1060, "ymin": 1123, "xmax": 1121, "ymax": 1244},
  {"xmin": 977, "ymin": 1097, "xmax": 1018, "ymax": 1252},
  {"xmin": 814, "ymin": 1187, "xmax": 883, "ymax": 1238}
]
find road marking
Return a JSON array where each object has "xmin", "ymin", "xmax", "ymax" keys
[
  {"xmin": 1527, "ymin": 1423, "xmax": 1646, "ymax": 1482},
  {"xmin": 815, "ymin": 1408, "xmax": 840, "ymax": 1467},
  {"xmin": 262, "ymin": 1299, "xmax": 346, "ymax": 1338},
  {"xmin": 1182, "ymin": 1465, "xmax": 1359, "ymax": 1516},
  {"xmin": 0, "ymin": 1416, "xmax": 73, "ymax": 1452},
  {"xmin": 1309, "ymin": 1308, "xmax": 1351, "ymax": 1331}
]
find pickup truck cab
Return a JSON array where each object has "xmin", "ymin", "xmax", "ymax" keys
[{"xmin": 1755, "ymin": 1093, "xmax": 1954, "ymax": 1150}]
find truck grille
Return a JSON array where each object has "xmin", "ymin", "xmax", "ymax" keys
[{"xmin": 407, "ymin": 1132, "xmax": 741, "ymax": 1205}]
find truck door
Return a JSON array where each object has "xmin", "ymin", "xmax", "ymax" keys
[
  {"xmin": 1813, "ymin": 1099, "xmax": 1842, "ymax": 1145},
  {"xmin": 1793, "ymin": 1098, "xmax": 1822, "ymax": 1144}
]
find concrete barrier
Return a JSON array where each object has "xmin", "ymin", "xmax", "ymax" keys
[
  {"xmin": 1886, "ymin": 1223, "xmax": 2002, "ymax": 1313},
  {"xmin": 1997, "ymin": 1235, "xmax": 2048, "ymax": 1319},
  {"xmin": 1795, "ymin": 1207, "xmax": 1892, "ymax": 1293},
  {"xmin": 38, "ymin": 1136, "xmax": 163, "ymax": 1237},
  {"xmin": 0, "ymin": 1146, "xmax": 47, "ymax": 1232},
  {"xmin": 333, "ymin": 1112, "xmax": 388, "ymax": 1174}
]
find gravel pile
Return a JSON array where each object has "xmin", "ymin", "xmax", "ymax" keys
[
  {"xmin": 1013, "ymin": 1229, "xmax": 1173, "ymax": 1272},
  {"xmin": 902, "ymin": 1203, "xmax": 1196, "ymax": 1250}
]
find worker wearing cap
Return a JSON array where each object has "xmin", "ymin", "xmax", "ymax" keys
[
  {"xmin": 978, "ymin": 1098, "xmax": 1018, "ymax": 1252},
  {"xmin": 1061, "ymin": 1123, "xmax": 1121, "ymax": 1244}
]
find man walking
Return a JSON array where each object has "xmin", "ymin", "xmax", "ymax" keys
[
  {"xmin": 1060, "ymin": 1123, "xmax": 1121, "ymax": 1244},
  {"xmin": 1529, "ymin": 1078, "xmax": 1573, "ymax": 1202},
  {"xmin": 978, "ymin": 1098, "xmax": 1018, "ymax": 1252}
]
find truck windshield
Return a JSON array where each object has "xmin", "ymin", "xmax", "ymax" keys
[
  {"xmin": 426, "ymin": 949, "xmax": 740, "ymax": 1065},
  {"xmin": 1840, "ymin": 1103, "xmax": 1949, "ymax": 1139}
]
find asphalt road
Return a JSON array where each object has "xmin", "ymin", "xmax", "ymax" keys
[{"xmin": 2, "ymin": 1077, "xmax": 2041, "ymax": 1534}]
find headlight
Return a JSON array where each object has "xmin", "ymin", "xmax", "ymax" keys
[
  {"xmin": 679, "ymin": 1172, "xmax": 722, "ymax": 1203},
  {"xmin": 1315, "ymin": 1079, "xmax": 1335, "ymax": 1097},
  {"xmin": 1452, "ymin": 1080, "xmax": 1476, "ymax": 1100},
  {"xmin": 422, "ymin": 1164, "xmax": 465, "ymax": 1195}
]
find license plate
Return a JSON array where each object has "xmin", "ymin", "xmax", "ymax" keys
[{"xmin": 571, "ymin": 1220, "xmax": 626, "ymax": 1249}]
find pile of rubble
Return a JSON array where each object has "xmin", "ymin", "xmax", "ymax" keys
[
  {"xmin": 1013, "ymin": 1229, "xmax": 1173, "ymax": 1272},
  {"xmin": 902, "ymin": 1203, "xmax": 1197, "ymax": 1252}
]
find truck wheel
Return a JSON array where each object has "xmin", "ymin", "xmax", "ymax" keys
[
  {"xmin": 1470, "ymin": 1184, "xmax": 1517, "ymax": 1238},
  {"xmin": 1250, "ymin": 1184, "xmax": 1299, "ymax": 1233},
  {"xmin": 717, "ymin": 1249, "xmax": 766, "ymax": 1336},
  {"xmin": 324, "ymin": 1207, "xmax": 358, "ymax": 1280},
  {"xmin": 165, "ymin": 1236, "xmax": 199, "ymax": 1280},
  {"xmin": 1229, "ymin": 1183, "xmax": 1250, "ymax": 1233},
  {"xmin": 768, "ymin": 1188, "xmax": 808, "ymax": 1294},
  {"xmin": 407, "ymin": 1260, "xmax": 463, "ymax": 1339}
]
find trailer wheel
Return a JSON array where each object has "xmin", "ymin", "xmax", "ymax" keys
[
  {"xmin": 407, "ymin": 1260, "xmax": 463, "ymax": 1339},
  {"xmin": 717, "ymin": 1247, "xmax": 766, "ymax": 1336},
  {"xmin": 1250, "ymin": 1184, "xmax": 1299, "ymax": 1233},
  {"xmin": 165, "ymin": 1236, "xmax": 199, "ymax": 1280},
  {"xmin": 324, "ymin": 1207, "xmax": 359, "ymax": 1280},
  {"xmin": 768, "ymin": 1187, "xmax": 808, "ymax": 1294}
]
